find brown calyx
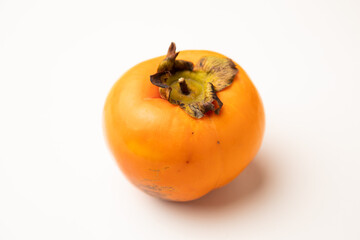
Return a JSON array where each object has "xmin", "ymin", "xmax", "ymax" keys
[{"xmin": 150, "ymin": 42, "xmax": 238, "ymax": 119}]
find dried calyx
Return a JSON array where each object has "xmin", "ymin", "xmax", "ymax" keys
[{"xmin": 150, "ymin": 42, "xmax": 238, "ymax": 119}]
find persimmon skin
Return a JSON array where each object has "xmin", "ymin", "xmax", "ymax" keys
[{"xmin": 103, "ymin": 50, "xmax": 265, "ymax": 202}]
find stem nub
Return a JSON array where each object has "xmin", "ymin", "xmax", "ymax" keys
[{"xmin": 178, "ymin": 78, "xmax": 190, "ymax": 95}]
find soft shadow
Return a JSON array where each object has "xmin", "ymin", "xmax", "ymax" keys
[
  {"xmin": 192, "ymin": 160, "xmax": 265, "ymax": 207},
  {"xmin": 152, "ymin": 151, "xmax": 272, "ymax": 216}
]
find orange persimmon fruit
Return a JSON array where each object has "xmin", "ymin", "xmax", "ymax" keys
[{"xmin": 103, "ymin": 43, "xmax": 265, "ymax": 202}]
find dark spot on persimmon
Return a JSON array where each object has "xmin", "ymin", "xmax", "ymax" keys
[
  {"xmin": 191, "ymin": 132, "xmax": 194, "ymax": 135},
  {"xmin": 186, "ymin": 160, "xmax": 190, "ymax": 164},
  {"xmin": 217, "ymin": 141, "xmax": 220, "ymax": 144}
]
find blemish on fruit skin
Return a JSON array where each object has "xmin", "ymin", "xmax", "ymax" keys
[
  {"xmin": 191, "ymin": 132, "xmax": 194, "ymax": 135},
  {"xmin": 186, "ymin": 160, "xmax": 190, "ymax": 164},
  {"xmin": 138, "ymin": 184, "xmax": 175, "ymax": 198},
  {"xmin": 148, "ymin": 169, "xmax": 160, "ymax": 172},
  {"xmin": 148, "ymin": 168, "xmax": 160, "ymax": 177},
  {"xmin": 217, "ymin": 141, "xmax": 220, "ymax": 144},
  {"xmin": 143, "ymin": 178, "xmax": 160, "ymax": 182}
]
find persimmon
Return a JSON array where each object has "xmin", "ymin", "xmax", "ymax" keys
[{"xmin": 103, "ymin": 43, "xmax": 265, "ymax": 202}]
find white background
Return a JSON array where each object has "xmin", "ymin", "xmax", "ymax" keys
[{"xmin": 1, "ymin": 0, "xmax": 360, "ymax": 239}]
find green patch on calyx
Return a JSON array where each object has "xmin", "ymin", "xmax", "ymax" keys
[{"xmin": 150, "ymin": 42, "xmax": 238, "ymax": 119}]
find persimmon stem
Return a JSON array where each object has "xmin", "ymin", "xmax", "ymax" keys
[{"xmin": 178, "ymin": 78, "xmax": 190, "ymax": 95}]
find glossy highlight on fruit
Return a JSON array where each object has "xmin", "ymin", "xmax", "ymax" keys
[{"xmin": 103, "ymin": 43, "xmax": 265, "ymax": 202}]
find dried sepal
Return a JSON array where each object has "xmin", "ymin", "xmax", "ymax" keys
[
  {"xmin": 159, "ymin": 87, "xmax": 172, "ymax": 100},
  {"xmin": 178, "ymin": 83, "xmax": 223, "ymax": 119},
  {"xmin": 157, "ymin": 43, "xmax": 193, "ymax": 73},
  {"xmin": 174, "ymin": 60, "xmax": 194, "ymax": 72},
  {"xmin": 150, "ymin": 71, "xmax": 171, "ymax": 88},
  {"xmin": 195, "ymin": 56, "xmax": 238, "ymax": 91}
]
